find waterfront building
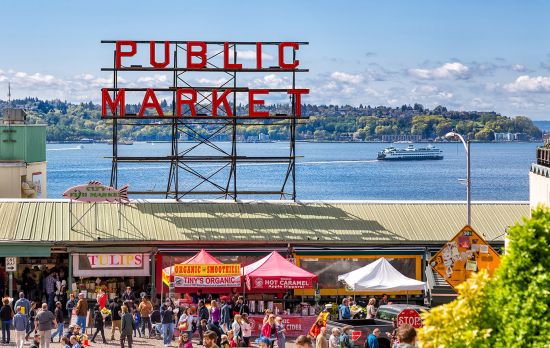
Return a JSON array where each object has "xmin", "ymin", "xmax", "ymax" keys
[
  {"xmin": 0, "ymin": 108, "xmax": 47, "ymax": 198},
  {"xmin": 0, "ymin": 199, "xmax": 527, "ymax": 306},
  {"xmin": 530, "ymin": 138, "xmax": 550, "ymax": 208}
]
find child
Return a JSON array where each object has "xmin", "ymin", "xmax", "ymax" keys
[
  {"xmin": 70, "ymin": 335, "xmax": 82, "ymax": 348},
  {"xmin": 220, "ymin": 334, "xmax": 231, "ymax": 348},
  {"xmin": 61, "ymin": 336, "xmax": 71, "ymax": 348},
  {"xmin": 133, "ymin": 307, "xmax": 142, "ymax": 338},
  {"xmin": 227, "ymin": 330, "xmax": 237, "ymax": 348},
  {"xmin": 179, "ymin": 332, "xmax": 194, "ymax": 348}
]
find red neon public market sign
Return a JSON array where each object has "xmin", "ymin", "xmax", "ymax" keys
[{"xmin": 101, "ymin": 40, "xmax": 309, "ymax": 118}]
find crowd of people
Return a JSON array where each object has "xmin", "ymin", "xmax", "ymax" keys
[{"xmin": 0, "ymin": 282, "xmax": 417, "ymax": 348}]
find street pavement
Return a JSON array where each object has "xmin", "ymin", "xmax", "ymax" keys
[{"xmin": 2, "ymin": 329, "xmax": 298, "ymax": 347}]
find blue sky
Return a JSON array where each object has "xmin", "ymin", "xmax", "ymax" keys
[{"xmin": 1, "ymin": 0, "xmax": 549, "ymax": 119}]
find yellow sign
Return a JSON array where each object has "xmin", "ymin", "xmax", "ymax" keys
[
  {"xmin": 429, "ymin": 225, "xmax": 500, "ymax": 290},
  {"xmin": 174, "ymin": 263, "xmax": 241, "ymax": 276}
]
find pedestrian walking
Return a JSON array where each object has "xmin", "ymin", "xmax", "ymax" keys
[
  {"xmin": 44, "ymin": 271, "xmax": 58, "ymax": 312},
  {"xmin": 161, "ymin": 301, "xmax": 175, "ymax": 347},
  {"xmin": 275, "ymin": 316, "xmax": 287, "ymax": 348},
  {"xmin": 261, "ymin": 314, "xmax": 277, "ymax": 348},
  {"xmin": 91, "ymin": 304, "xmax": 107, "ymax": 344},
  {"xmin": 29, "ymin": 333, "xmax": 41, "ymax": 348},
  {"xmin": 203, "ymin": 330, "xmax": 219, "ymax": 348},
  {"xmin": 395, "ymin": 324, "xmax": 417, "ymax": 348},
  {"xmin": 139, "ymin": 295, "xmax": 153, "ymax": 337},
  {"xmin": 75, "ymin": 293, "xmax": 88, "ymax": 332},
  {"xmin": 51, "ymin": 301, "xmax": 65, "ymax": 342},
  {"xmin": 329, "ymin": 327, "xmax": 341, "ymax": 348},
  {"xmin": 133, "ymin": 307, "xmax": 142, "ymax": 338},
  {"xmin": 316, "ymin": 327, "xmax": 328, "ymax": 348},
  {"xmin": 178, "ymin": 306, "xmax": 194, "ymax": 338},
  {"xmin": 66, "ymin": 293, "xmax": 77, "ymax": 324},
  {"xmin": 367, "ymin": 328, "xmax": 380, "ymax": 348},
  {"xmin": 197, "ymin": 300, "xmax": 209, "ymax": 343},
  {"xmin": 14, "ymin": 292, "xmax": 31, "ymax": 316},
  {"xmin": 338, "ymin": 326, "xmax": 353, "ymax": 348},
  {"xmin": 220, "ymin": 297, "xmax": 232, "ymax": 333},
  {"xmin": 110, "ymin": 297, "xmax": 123, "ymax": 340},
  {"xmin": 26, "ymin": 301, "xmax": 38, "ymax": 340},
  {"xmin": 0, "ymin": 297, "xmax": 14, "ymax": 344},
  {"xmin": 366, "ymin": 298, "xmax": 377, "ymax": 319},
  {"xmin": 120, "ymin": 305, "xmax": 135, "ymax": 348},
  {"xmin": 13, "ymin": 306, "xmax": 28, "ymax": 348},
  {"xmin": 35, "ymin": 302, "xmax": 58, "ymax": 348},
  {"xmin": 241, "ymin": 313, "xmax": 252, "ymax": 347},
  {"xmin": 231, "ymin": 314, "xmax": 243, "ymax": 346}
]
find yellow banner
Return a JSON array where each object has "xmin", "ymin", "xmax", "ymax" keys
[{"xmin": 174, "ymin": 263, "xmax": 241, "ymax": 276}]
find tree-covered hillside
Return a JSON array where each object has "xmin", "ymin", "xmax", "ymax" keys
[{"xmin": 0, "ymin": 98, "xmax": 542, "ymax": 142}]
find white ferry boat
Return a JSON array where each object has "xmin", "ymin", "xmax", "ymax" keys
[{"xmin": 377, "ymin": 144, "xmax": 443, "ymax": 160}]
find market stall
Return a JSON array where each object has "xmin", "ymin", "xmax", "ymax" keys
[
  {"xmin": 242, "ymin": 251, "xmax": 319, "ymax": 337},
  {"xmin": 71, "ymin": 252, "xmax": 152, "ymax": 301},
  {"xmin": 161, "ymin": 249, "xmax": 241, "ymax": 297},
  {"xmin": 337, "ymin": 257, "xmax": 425, "ymax": 291}
]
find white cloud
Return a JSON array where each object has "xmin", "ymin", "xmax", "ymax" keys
[
  {"xmin": 409, "ymin": 62, "xmax": 470, "ymax": 80},
  {"xmin": 237, "ymin": 50, "xmax": 274, "ymax": 61},
  {"xmin": 136, "ymin": 74, "xmax": 168, "ymax": 84},
  {"xmin": 330, "ymin": 71, "xmax": 364, "ymax": 84},
  {"xmin": 251, "ymin": 74, "xmax": 290, "ymax": 89},
  {"xmin": 511, "ymin": 64, "xmax": 526, "ymax": 72},
  {"xmin": 503, "ymin": 75, "xmax": 550, "ymax": 93}
]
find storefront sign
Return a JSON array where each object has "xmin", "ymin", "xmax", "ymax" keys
[
  {"xmin": 32, "ymin": 172, "xmax": 43, "ymax": 198},
  {"xmin": 63, "ymin": 181, "xmax": 129, "ymax": 203},
  {"xmin": 73, "ymin": 253, "xmax": 150, "ymax": 277},
  {"xmin": 247, "ymin": 276, "xmax": 313, "ymax": 290},
  {"xmin": 248, "ymin": 315, "xmax": 317, "ymax": 338},
  {"xmin": 174, "ymin": 275, "xmax": 241, "ymax": 288},
  {"xmin": 174, "ymin": 263, "xmax": 241, "ymax": 276},
  {"xmin": 87, "ymin": 254, "xmax": 143, "ymax": 268},
  {"xmin": 430, "ymin": 225, "xmax": 501, "ymax": 289}
]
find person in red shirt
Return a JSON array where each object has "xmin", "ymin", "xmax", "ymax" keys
[{"xmin": 97, "ymin": 288, "xmax": 107, "ymax": 309}]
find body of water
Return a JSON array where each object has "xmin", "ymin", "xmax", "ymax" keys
[{"xmin": 46, "ymin": 142, "xmax": 537, "ymax": 201}]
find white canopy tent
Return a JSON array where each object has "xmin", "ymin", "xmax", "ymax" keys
[{"xmin": 337, "ymin": 257, "xmax": 425, "ymax": 291}]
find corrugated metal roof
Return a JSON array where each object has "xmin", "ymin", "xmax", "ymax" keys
[{"xmin": 0, "ymin": 200, "xmax": 530, "ymax": 245}]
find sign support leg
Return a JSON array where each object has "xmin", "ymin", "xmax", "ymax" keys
[{"xmin": 8, "ymin": 272, "xmax": 13, "ymax": 299}]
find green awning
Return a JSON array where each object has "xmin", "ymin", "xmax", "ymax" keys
[{"xmin": 0, "ymin": 244, "xmax": 51, "ymax": 257}]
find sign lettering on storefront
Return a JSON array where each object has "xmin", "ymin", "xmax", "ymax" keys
[
  {"xmin": 87, "ymin": 254, "xmax": 143, "ymax": 268},
  {"xmin": 248, "ymin": 276, "xmax": 312, "ymax": 290},
  {"xmin": 174, "ymin": 275, "xmax": 241, "ymax": 288},
  {"xmin": 174, "ymin": 263, "xmax": 241, "ymax": 276}
]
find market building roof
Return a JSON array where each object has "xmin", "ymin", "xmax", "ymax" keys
[{"xmin": 0, "ymin": 200, "xmax": 529, "ymax": 246}]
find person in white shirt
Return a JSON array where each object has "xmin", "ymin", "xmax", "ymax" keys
[
  {"xmin": 329, "ymin": 327, "xmax": 341, "ymax": 348},
  {"xmin": 240, "ymin": 313, "xmax": 252, "ymax": 347}
]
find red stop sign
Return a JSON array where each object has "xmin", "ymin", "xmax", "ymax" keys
[{"xmin": 396, "ymin": 308, "xmax": 422, "ymax": 328}]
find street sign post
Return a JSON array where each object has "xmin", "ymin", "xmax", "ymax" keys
[
  {"xmin": 396, "ymin": 308, "xmax": 422, "ymax": 328},
  {"xmin": 5, "ymin": 257, "xmax": 16, "ymax": 272}
]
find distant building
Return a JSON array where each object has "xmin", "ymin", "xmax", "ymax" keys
[
  {"xmin": 0, "ymin": 108, "xmax": 47, "ymax": 198},
  {"xmin": 381, "ymin": 134, "xmax": 423, "ymax": 142},
  {"xmin": 258, "ymin": 133, "xmax": 270, "ymax": 142},
  {"xmin": 529, "ymin": 139, "xmax": 550, "ymax": 209},
  {"xmin": 494, "ymin": 132, "xmax": 514, "ymax": 142}
]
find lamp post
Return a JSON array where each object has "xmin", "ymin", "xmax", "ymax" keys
[{"xmin": 445, "ymin": 132, "xmax": 471, "ymax": 226}]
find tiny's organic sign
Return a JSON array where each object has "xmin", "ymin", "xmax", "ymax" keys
[{"xmin": 63, "ymin": 181, "xmax": 129, "ymax": 203}]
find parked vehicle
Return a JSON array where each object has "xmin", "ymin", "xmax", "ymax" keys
[{"xmin": 325, "ymin": 318, "xmax": 392, "ymax": 348}]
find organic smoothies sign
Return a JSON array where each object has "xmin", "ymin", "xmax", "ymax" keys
[
  {"xmin": 430, "ymin": 225, "xmax": 501, "ymax": 289},
  {"xmin": 174, "ymin": 275, "xmax": 241, "ymax": 288},
  {"xmin": 174, "ymin": 264, "xmax": 240, "ymax": 276}
]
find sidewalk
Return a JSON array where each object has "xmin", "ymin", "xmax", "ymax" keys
[{"xmin": 1, "ymin": 329, "xmax": 298, "ymax": 348}]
